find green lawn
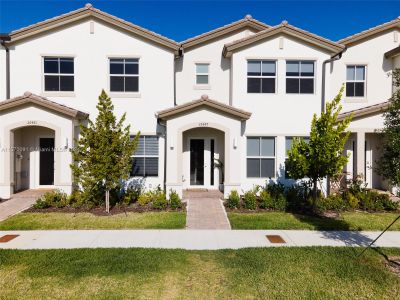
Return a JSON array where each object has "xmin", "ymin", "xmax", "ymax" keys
[
  {"xmin": 228, "ymin": 211, "xmax": 400, "ymax": 231},
  {"xmin": 0, "ymin": 212, "xmax": 186, "ymax": 230},
  {"xmin": 0, "ymin": 248, "xmax": 399, "ymax": 299}
]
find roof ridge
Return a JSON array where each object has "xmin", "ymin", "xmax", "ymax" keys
[
  {"xmin": 179, "ymin": 16, "xmax": 269, "ymax": 46},
  {"xmin": 9, "ymin": 4, "xmax": 179, "ymax": 47},
  {"xmin": 338, "ymin": 17, "xmax": 400, "ymax": 45},
  {"xmin": 224, "ymin": 21, "xmax": 344, "ymax": 52}
]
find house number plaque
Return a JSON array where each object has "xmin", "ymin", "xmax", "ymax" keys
[{"xmin": 198, "ymin": 122, "xmax": 208, "ymax": 127}]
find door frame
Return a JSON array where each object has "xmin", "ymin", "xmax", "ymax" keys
[
  {"xmin": 36, "ymin": 135, "xmax": 55, "ymax": 189},
  {"xmin": 187, "ymin": 136, "xmax": 217, "ymax": 189},
  {"xmin": 365, "ymin": 140, "xmax": 373, "ymax": 189}
]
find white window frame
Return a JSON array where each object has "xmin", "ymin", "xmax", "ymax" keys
[
  {"xmin": 247, "ymin": 60, "xmax": 277, "ymax": 94},
  {"xmin": 131, "ymin": 135, "xmax": 159, "ymax": 177},
  {"xmin": 195, "ymin": 63, "xmax": 210, "ymax": 86},
  {"xmin": 246, "ymin": 136, "xmax": 276, "ymax": 178},
  {"xmin": 346, "ymin": 65, "xmax": 367, "ymax": 99},
  {"xmin": 109, "ymin": 58, "xmax": 140, "ymax": 94},
  {"xmin": 42, "ymin": 56, "xmax": 75, "ymax": 95},
  {"xmin": 285, "ymin": 60, "xmax": 315, "ymax": 94}
]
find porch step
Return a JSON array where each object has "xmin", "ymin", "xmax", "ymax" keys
[{"xmin": 183, "ymin": 189, "xmax": 223, "ymax": 199}]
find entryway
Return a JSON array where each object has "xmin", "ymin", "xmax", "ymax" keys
[
  {"xmin": 11, "ymin": 126, "xmax": 55, "ymax": 193},
  {"xmin": 183, "ymin": 128, "xmax": 224, "ymax": 191}
]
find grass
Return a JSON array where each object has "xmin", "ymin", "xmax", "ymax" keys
[
  {"xmin": 0, "ymin": 247, "xmax": 399, "ymax": 299},
  {"xmin": 228, "ymin": 211, "xmax": 400, "ymax": 231},
  {"xmin": 0, "ymin": 212, "xmax": 186, "ymax": 230}
]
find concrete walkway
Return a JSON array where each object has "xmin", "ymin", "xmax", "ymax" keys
[
  {"xmin": 185, "ymin": 190, "xmax": 231, "ymax": 230},
  {"xmin": 0, "ymin": 189, "xmax": 48, "ymax": 222},
  {"xmin": 0, "ymin": 230, "xmax": 399, "ymax": 250}
]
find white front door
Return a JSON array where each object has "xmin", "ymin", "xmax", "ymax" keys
[
  {"xmin": 189, "ymin": 138, "xmax": 216, "ymax": 189},
  {"xmin": 365, "ymin": 140, "xmax": 373, "ymax": 188}
]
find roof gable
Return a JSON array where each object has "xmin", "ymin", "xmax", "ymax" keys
[
  {"xmin": 338, "ymin": 17, "xmax": 400, "ymax": 46},
  {"xmin": 223, "ymin": 21, "xmax": 344, "ymax": 57},
  {"xmin": 8, "ymin": 4, "xmax": 179, "ymax": 52},
  {"xmin": 0, "ymin": 92, "xmax": 89, "ymax": 119},
  {"xmin": 180, "ymin": 15, "xmax": 269, "ymax": 50},
  {"xmin": 157, "ymin": 95, "xmax": 251, "ymax": 121}
]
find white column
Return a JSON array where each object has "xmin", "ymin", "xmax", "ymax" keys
[{"xmin": 356, "ymin": 131, "xmax": 366, "ymax": 180}]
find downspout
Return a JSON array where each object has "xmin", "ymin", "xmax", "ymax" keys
[
  {"xmin": 321, "ymin": 49, "xmax": 346, "ymax": 113},
  {"xmin": 174, "ymin": 46, "xmax": 184, "ymax": 106},
  {"xmin": 0, "ymin": 34, "xmax": 11, "ymax": 99},
  {"xmin": 157, "ymin": 117, "xmax": 167, "ymax": 193},
  {"xmin": 321, "ymin": 48, "xmax": 346, "ymax": 196}
]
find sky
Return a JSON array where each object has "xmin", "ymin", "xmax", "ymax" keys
[{"xmin": 0, "ymin": 0, "xmax": 399, "ymax": 42}]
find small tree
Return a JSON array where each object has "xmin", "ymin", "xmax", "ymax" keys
[
  {"xmin": 286, "ymin": 86, "xmax": 352, "ymax": 206},
  {"xmin": 377, "ymin": 69, "xmax": 400, "ymax": 190},
  {"xmin": 71, "ymin": 90, "xmax": 139, "ymax": 212}
]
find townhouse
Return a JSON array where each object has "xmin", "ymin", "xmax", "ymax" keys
[{"xmin": 0, "ymin": 4, "xmax": 399, "ymax": 199}]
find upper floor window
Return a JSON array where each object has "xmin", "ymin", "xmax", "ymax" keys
[
  {"xmin": 110, "ymin": 58, "xmax": 139, "ymax": 92},
  {"xmin": 131, "ymin": 135, "xmax": 159, "ymax": 177},
  {"xmin": 286, "ymin": 60, "xmax": 314, "ymax": 94},
  {"xmin": 195, "ymin": 63, "xmax": 209, "ymax": 85},
  {"xmin": 247, "ymin": 137, "xmax": 275, "ymax": 178},
  {"xmin": 247, "ymin": 60, "xmax": 276, "ymax": 93},
  {"xmin": 44, "ymin": 57, "xmax": 74, "ymax": 92},
  {"xmin": 346, "ymin": 65, "xmax": 366, "ymax": 97}
]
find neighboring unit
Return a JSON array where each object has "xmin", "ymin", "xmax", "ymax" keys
[{"xmin": 0, "ymin": 4, "xmax": 399, "ymax": 199}]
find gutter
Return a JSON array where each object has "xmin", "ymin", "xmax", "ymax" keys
[
  {"xmin": 174, "ymin": 46, "xmax": 184, "ymax": 106},
  {"xmin": 157, "ymin": 117, "xmax": 167, "ymax": 193},
  {"xmin": 321, "ymin": 48, "xmax": 346, "ymax": 113},
  {"xmin": 0, "ymin": 34, "xmax": 11, "ymax": 99}
]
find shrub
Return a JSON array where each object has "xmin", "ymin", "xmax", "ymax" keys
[
  {"xmin": 266, "ymin": 182, "xmax": 285, "ymax": 199},
  {"xmin": 285, "ymin": 182, "xmax": 311, "ymax": 211},
  {"xmin": 137, "ymin": 191, "xmax": 153, "ymax": 206},
  {"xmin": 152, "ymin": 191, "xmax": 167, "ymax": 210},
  {"xmin": 33, "ymin": 190, "xmax": 68, "ymax": 209},
  {"xmin": 243, "ymin": 190, "xmax": 257, "ymax": 210},
  {"xmin": 317, "ymin": 194, "xmax": 345, "ymax": 211},
  {"xmin": 227, "ymin": 190, "xmax": 240, "ymax": 209},
  {"xmin": 342, "ymin": 191, "xmax": 359, "ymax": 209},
  {"xmin": 169, "ymin": 190, "xmax": 182, "ymax": 209},
  {"xmin": 273, "ymin": 194, "xmax": 287, "ymax": 211},
  {"xmin": 259, "ymin": 189, "xmax": 273, "ymax": 209},
  {"xmin": 123, "ymin": 185, "xmax": 141, "ymax": 205}
]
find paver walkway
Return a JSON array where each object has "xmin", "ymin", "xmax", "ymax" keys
[
  {"xmin": 184, "ymin": 190, "xmax": 231, "ymax": 230},
  {"xmin": 0, "ymin": 230, "xmax": 399, "ymax": 250},
  {"xmin": 0, "ymin": 189, "xmax": 49, "ymax": 221}
]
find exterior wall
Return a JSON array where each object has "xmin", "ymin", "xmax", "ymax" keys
[
  {"xmin": 176, "ymin": 28, "xmax": 257, "ymax": 105},
  {"xmin": 6, "ymin": 18, "xmax": 176, "ymax": 191},
  {"xmin": 0, "ymin": 104, "xmax": 75, "ymax": 199},
  {"xmin": 0, "ymin": 47, "xmax": 6, "ymax": 100},
  {"xmin": 331, "ymin": 30, "xmax": 400, "ymax": 112},
  {"xmin": 230, "ymin": 34, "xmax": 331, "ymax": 191}
]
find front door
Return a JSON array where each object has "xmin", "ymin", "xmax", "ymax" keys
[
  {"xmin": 39, "ymin": 138, "xmax": 54, "ymax": 185},
  {"xmin": 190, "ymin": 139, "xmax": 204, "ymax": 185}
]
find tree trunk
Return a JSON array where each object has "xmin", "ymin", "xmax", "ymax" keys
[
  {"xmin": 106, "ymin": 189, "xmax": 110, "ymax": 213},
  {"xmin": 312, "ymin": 178, "xmax": 318, "ymax": 211}
]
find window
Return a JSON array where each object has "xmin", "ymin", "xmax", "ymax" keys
[
  {"xmin": 195, "ymin": 63, "xmax": 209, "ymax": 85},
  {"xmin": 247, "ymin": 137, "xmax": 275, "ymax": 178},
  {"xmin": 131, "ymin": 136, "xmax": 159, "ymax": 177},
  {"xmin": 247, "ymin": 60, "xmax": 276, "ymax": 93},
  {"xmin": 43, "ymin": 57, "xmax": 74, "ymax": 91},
  {"xmin": 286, "ymin": 61, "xmax": 314, "ymax": 94},
  {"xmin": 110, "ymin": 58, "xmax": 139, "ymax": 92},
  {"xmin": 346, "ymin": 65, "xmax": 366, "ymax": 97},
  {"xmin": 285, "ymin": 136, "xmax": 309, "ymax": 178}
]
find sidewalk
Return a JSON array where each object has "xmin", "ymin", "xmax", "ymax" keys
[{"xmin": 0, "ymin": 230, "xmax": 399, "ymax": 250}]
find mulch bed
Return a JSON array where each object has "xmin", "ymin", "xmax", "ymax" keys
[{"xmin": 25, "ymin": 203, "xmax": 186, "ymax": 216}]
